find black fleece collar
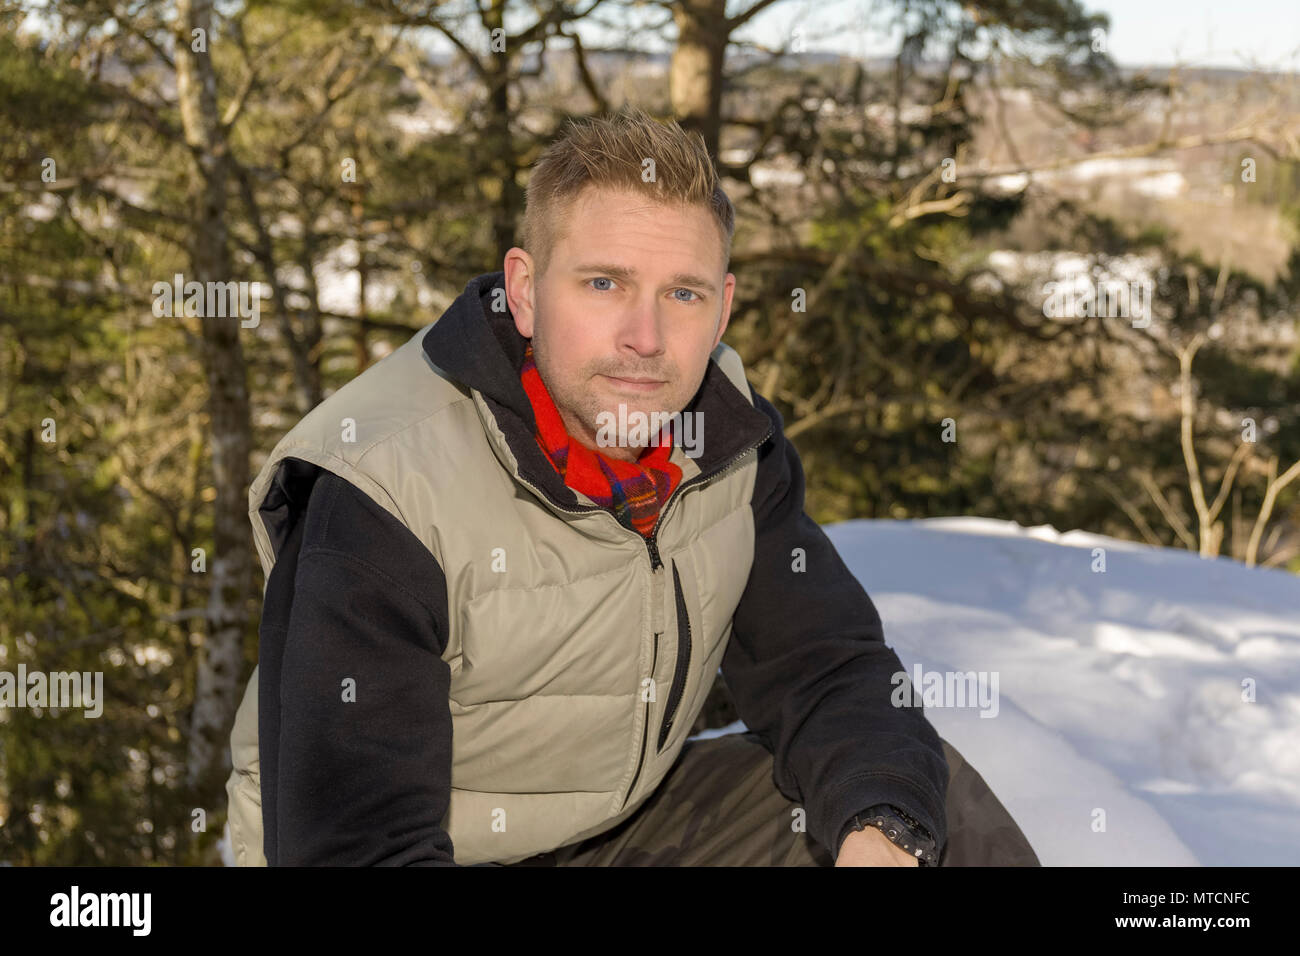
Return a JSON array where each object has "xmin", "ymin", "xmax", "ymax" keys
[{"xmin": 421, "ymin": 270, "xmax": 772, "ymax": 509}]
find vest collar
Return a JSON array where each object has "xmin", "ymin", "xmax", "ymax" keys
[{"xmin": 421, "ymin": 271, "xmax": 772, "ymax": 513}]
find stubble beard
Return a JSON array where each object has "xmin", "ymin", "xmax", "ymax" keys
[{"xmin": 530, "ymin": 330, "xmax": 680, "ymax": 459}]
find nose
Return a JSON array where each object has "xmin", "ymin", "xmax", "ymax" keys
[{"xmin": 616, "ymin": 293, "xmax": 665, "ymax": 359}]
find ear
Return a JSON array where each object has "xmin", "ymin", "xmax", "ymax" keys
[{"xmin": 504, "ymin": 247, "xmax": 536, "ymax": 338}]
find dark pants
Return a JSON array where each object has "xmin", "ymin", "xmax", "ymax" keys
[{"xmin": 504, "ymin": 731, "xmax": 1040, "ymax": 866}]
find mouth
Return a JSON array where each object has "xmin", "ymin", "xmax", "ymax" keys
[{"xmin": 602, "ymin": 374, "xmax": 665, "ymax": 390}]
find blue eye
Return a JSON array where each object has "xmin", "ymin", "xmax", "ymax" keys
[{"xmin": 586, "ymin": 279, "xmax": 701, "ymax": 302}]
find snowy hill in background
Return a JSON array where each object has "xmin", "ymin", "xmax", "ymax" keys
[{"xmin": 699, "ymin": 516, "xmax": 1300, "ymax": 866}]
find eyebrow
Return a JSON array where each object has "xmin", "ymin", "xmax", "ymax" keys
[{"xmin": 571, "ymin": 262, "xmax": 718, "ymax": 295}]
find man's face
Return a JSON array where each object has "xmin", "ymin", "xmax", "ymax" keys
[{"xmin": 504, "ymin": 185, "xmax": 735, "ymax": 462}]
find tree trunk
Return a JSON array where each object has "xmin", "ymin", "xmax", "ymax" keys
[
  {"xmin": 175, "ymin": 0, "xmax": 254, "ymax": 800},
  {"xmin": 670, "ymin": 0, "xmax": 728, "ymax": 161},
  {"xmin": 483, "ymin": 2, "xmax": 523, "ymax": 262}
]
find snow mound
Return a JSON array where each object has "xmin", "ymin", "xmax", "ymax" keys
[{"xmin": 824, "ymin": 517, "xmax": 1300, "ymax": 866}]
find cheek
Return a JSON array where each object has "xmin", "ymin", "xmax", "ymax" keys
[
  {"xmin": 675, "ymin": 338, "xmax": 713, "ymax": 382},
  {"xmin": 542, "ymin": 306, "xmax": 599, "ymax": 363}
]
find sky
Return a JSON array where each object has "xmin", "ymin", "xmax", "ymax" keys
[
  {"xmin": 737, "ymin": 0, "xmax": 1300, "ymax": 71},
  {"xmin": 1083, "ymin": 0, "xmax": 1300, "ymax": 69}
]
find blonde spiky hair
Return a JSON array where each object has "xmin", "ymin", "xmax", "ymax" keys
[{"xmin": 518, "ymin": 105, "xmax": 735, "ymax": 277}]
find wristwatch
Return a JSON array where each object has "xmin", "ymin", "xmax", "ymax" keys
[{"xmin": 839, "ymin": 804, "xmax": 940, "ymax": 866}]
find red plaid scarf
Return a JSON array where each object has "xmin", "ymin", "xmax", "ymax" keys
[{"xmin": 520, "ymin": 341, "xmax": 682, "ymax": 537}]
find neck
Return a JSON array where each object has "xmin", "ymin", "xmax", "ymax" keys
[
  {"xmin": 588, "ymin": 440, "xmax": 643, "ymax": 463},
  {"xmin": 558, "ymin": 408, "xmax": 647, "ymax": 463}
]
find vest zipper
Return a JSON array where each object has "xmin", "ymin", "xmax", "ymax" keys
[
  {"xmin": 656, "ymin": 560, "xmax": 691, "ymax": 752},
  {"xmin": 638, "ymin": 420, "xmax": 773, "ymax": 571},
  {"xmin": 628, "ymin": 427, "xmax": 771, "ymax": 783},
  {"xmin": 620, "ymin": 628, "xmax": 658, "ymax": 812},
  {"xmin": 504, "ymin": 418, "xmax": 774, "ymax": 809}
]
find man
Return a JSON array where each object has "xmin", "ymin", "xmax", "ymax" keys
[{"xmin": 224, "ymin": 106, "xmax": 1039, "ymax": 867}]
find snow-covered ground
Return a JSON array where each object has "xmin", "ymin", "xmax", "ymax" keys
[{"xmin": 695, "ymin": 517, "xmax": 1300, "ymax": 866}]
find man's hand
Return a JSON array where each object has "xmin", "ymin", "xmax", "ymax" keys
[{"xmin": 835, "ymin": 825, "xmax": 921, "ymax": 867}]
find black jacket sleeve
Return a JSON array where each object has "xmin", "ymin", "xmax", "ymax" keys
[
  {"xmin": 720, "ymin": 388, "xmax": 950, "ymax": 860},
  {"xmin": 257, "ymin": 467, "xmax": 471, "ymax": 866}
]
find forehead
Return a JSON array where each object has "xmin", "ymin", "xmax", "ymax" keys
[{"xmin": 553, "ymin": 185, "xmax": 724, "ymax": 269}]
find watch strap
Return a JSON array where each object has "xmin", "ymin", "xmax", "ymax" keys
[{"xmin": 843, "ymin": 804, "xmax": 940, "ymax": 866}]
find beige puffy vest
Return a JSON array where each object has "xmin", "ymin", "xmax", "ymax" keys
[{"xmin": 225, "ymin": 322, "xmax": 766, "ymax": 865}]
